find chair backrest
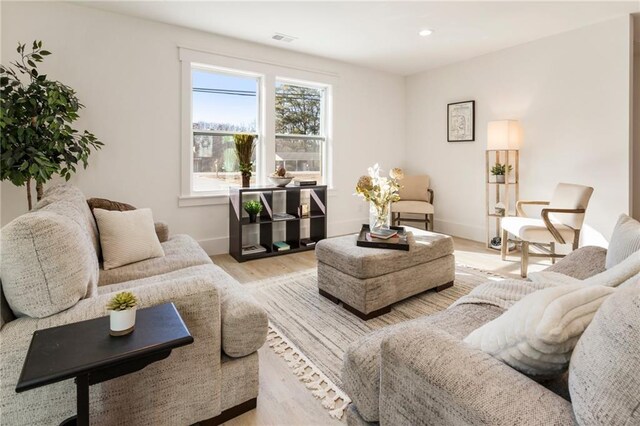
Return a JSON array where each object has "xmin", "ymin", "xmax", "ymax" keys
[
  {"xmin": 549, "ymin": 183, "xmax": 594, "ymax": 230},
  {"xmin": 399, "ymin": 175, "xmax": 430, "ymax": 202}
]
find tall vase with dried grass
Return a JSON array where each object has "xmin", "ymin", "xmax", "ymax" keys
[{"xmin": 234, "ymin": 134, "xmax": 256, "ymax": 188}]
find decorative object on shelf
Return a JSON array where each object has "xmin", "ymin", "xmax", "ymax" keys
[
  {"xmin": 490, "ymin": 163, "xmax": 513, "ymax": 183},
  {"xmin": 447, "ymin": 100, "xmax": 475, "ymax": 142},
  {"xmin": 234, "ymin": 134, "xmax": 256, "ymax": 187},
  {"xmin": 356, "ymin": 224, "xmax": 410, "ymax": 251},
  {"xmin": 355, "ymin": 164, "xmax": 403, "ymax": 232},
  {"xmin": 106, "ymin": 291, "xmax": 138, "ymax": 336},
  {"xmin": 294, "ymin": 179, "xmax": 317, "ymax": 186},
  {"xmin": 1, "ymin": 40, "xmax": 103, "ymax": 210},
  {"xmin": 299, "ymin": 203, "xmax": 310, "ymax": 218},
  {"xmin": 243, "ymin": 200, "xmax": 263, "ymax": 223},
  {"xmin": 485, "ymin": 120, "xmax": 522, "ymax": 250},
  {"xmin": 273, "ymin": 241, "xmax": 291, "ymax": 252},
  {"xmin": 242, "ymin": 244, "xmax": 266, "ymax": 255},
  {"xmin": 269, "ymin": 165, "xmax": 293, "ymax": 187}
]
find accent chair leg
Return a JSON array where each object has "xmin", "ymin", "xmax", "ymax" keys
[
  {"xmin": 501, "ymin": 228, "xmax": 508, "ymax": 260},
  {"xmin": 428, "ymin": 214, "xmax": 434, "ymax": 231},
  {"xmin": 521, "ymin": 241, "xmax": 529, "ymax": 278},
  {"xmin": 550, "ymin": 242, "xmax": 556, "ymax": 264}
]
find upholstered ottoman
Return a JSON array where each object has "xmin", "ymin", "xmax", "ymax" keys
[{"xmin": 316, "ymin": 227, "xmax": 455, "ymax": 320}]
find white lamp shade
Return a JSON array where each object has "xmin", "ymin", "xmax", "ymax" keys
[{"xmin": 487, "ymin": 120, "xmax": 522, "ymax": 150}]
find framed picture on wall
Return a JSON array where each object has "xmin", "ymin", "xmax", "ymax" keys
[{"xmin": 447, "ymin": 100, "xmax": 475, "ymax": 142}]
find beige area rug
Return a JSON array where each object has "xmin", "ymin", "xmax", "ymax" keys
[{"xmin": 247, "ymin": 264, "xmax": 502, "ymax": 418}]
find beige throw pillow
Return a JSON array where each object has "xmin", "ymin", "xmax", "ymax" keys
[
  {"xmin": 94, "ymin": 208, "xmax": 164, "ymax": 270},
  {"xmin": 464, "ymin": 284, "xmax": 615, "ymax": 377},
  {"xmin": 606, "ymin": 214, "xmax": 640, "ymax": 269}
]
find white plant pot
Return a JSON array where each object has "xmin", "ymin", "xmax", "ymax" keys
[
  {"xmin": 495, "ymin": 175, "xmax": 505, "ymax": 183},
  {"xmin": 109, "ymin": 308, "xmax": 136, "ymax": 336}
]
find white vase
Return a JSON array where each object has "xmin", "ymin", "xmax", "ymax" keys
[
  {"xmin": 495, "ymin": 175, "xmax": 505, "ymax": 183},
  {"xmin": 109, "ymin": 308, "xmax": 136, "ymax": 336}
]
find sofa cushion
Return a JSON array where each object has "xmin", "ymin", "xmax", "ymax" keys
[
  {"xmin": 544, "ymin": 245, "xmax": 607, "ymax": 279},
  {"xmin": 0, "ymin": 211, "xmax": 99, "ymax": 318},
  {"xmin": 98, "ymin": 234, "xmax": 213, "ymax": 286},
  {"xmin": 465, "ymin": 284, "xmax": 615, "ymax": 377},
  {"xmin": 100, "ymin": 263, "xmax": 268, "ymax": 357},
  {"xmin": 569, "ymin": 284, "xmax": 640, "ymax": 425},
  {"xmin": 316, "ymin": 227, "xmax": 453, "ymax": 279},
  {"xmin": 605, "ymin": 214, "xmax": 640, "ymax": 269},
  {"xmin": 342, "ymin": 304, "xmax": 503, "ymax": 422},
  {"xmin": 35, "ymin": 184, "xmax": 100, "ymax": 259},
  {"xmin": 93, "ymin": 208, "xmax": 164, "ymax": 270}
]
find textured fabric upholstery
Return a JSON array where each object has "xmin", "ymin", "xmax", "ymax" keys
[
  {"xmin": 501, "ymin": 217, "xmax": 577, "ymax": 244},
  {"xmin": 34, "ymin": 184, "xmax": 101, "ymax": 258},
  {"xmin": 0, "ymin": 278, "xmax": 222, "ymax": 425},
  {"xmin": 343, "ymin": 304, "xmax": 503, "ymax": 422},
  {"xmin": 154, "ymin": 221, "xmax": 170, "ymax": 243},
  {"xmin": 346, "ymin": 405, "xmax": 377, "ymax": 426},
  {"xmin": 605, "ymin": 214, "xmax": 640, "ymax": 269},
  {"xmin": 545, "ymin": 246, "xmax": 607, "ymax": 279},
  {"xmin": 100, "ymin": 264, "xmax": 268, "ymax": 358},
  {"xmin": 378, "ymin": 325, "xmax": 575, "ymax": 426},
  {"xmin": 569, "ymin": 284, "xmax": 640, "ymax": 425},
  {"xmin": 398, "ymin": 175, "xmax": 430, "ymax": 201},
  {"xmin": 0, "ymin": 211, "xmax": 99, "ymax": 318},
  {"xmin": 220, "ymin": 353, "xmax": 259, "ymax": 411},
  {"xmin": 316, "ymin": 228, "xmax": 453, "ymax": 280},
  {"xmin": 548, "ymin": 183, "xmax": 594, "ymax": 229},
  {"xmin": 98, "ymin": 234, "xmax": 213, "ymax": 286},
  {"xmin": 390, "ymin": 200, "xmax": 434, "ymax": 214}
]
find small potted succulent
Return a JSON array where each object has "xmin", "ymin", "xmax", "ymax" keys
[
  {"xmin": 106, "ymin": 291, "xmax": 138, "ymax": 336},
  {"xmin": 490, "ymin": 163, "xmax": 513, "ymax": 183},
  {"xmin": 243, "ymin": 200, "xmax": 263, "ymax": 223}
]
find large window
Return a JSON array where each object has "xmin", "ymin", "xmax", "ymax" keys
[
  {"xmin": 275, "ymin": 81, "xmax": 326, "ymax": 182},
  {"xmin": 191, "ymin": 68, "xmax": 259, "ymax": 192}
]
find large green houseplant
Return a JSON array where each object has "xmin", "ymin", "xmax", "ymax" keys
[{"xmin": 0, "ymin": 41, "xmax": 103, "ymax": 209}]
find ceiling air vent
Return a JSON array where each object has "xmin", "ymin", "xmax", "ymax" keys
[{"xmin": 272, "ymin": 33, "xmax": 297, "ymax": 43}]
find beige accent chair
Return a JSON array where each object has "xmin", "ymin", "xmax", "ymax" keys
[
  {"xmin": 392, "ymin": 175, "xmax": 434, "ymax": 231},
  {"xmin": 501, "ymin": 183, "xmax": 594, "ymax": 277}
]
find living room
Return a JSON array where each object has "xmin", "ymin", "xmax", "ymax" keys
[{"xmin": 1, "ymin": 1, "xmax": 639, "ymax": 425}]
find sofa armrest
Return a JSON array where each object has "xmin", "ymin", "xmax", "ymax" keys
[
  {"xmin": 544, "ymin": 246, "xmax": 607, "ymax": 280},
  {"xmin": 220, "ymin": 287, "xmax": 268, "ymax": 358},
  {"xmin": 379, "ymin": 325, "xmax": 574, "ymax": 426},
  {"xmin": 154, "ymin": 221, "xmax": 169, "ymax": 242},
  {"xmin": 1, "ymin": 277, "xmax": 222, "ymax": 425}
]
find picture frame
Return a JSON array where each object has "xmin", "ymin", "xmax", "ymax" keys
[{"xmin": 447, "ymin": 100, "xmax": 475, "ymax": 142}]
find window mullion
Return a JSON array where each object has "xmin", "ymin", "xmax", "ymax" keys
[{"xmin": 262, "ymin": 74, "xmax": 276, "ymax": 181}]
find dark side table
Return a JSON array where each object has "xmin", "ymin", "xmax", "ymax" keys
[{"xmin": 16, "ymin": 302, "xmax": 193, "ymax": 426}]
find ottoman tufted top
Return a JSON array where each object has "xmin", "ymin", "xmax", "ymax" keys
[{"xmin": 316, "ymin": 227, "xmax": 454, "ymax": 279}]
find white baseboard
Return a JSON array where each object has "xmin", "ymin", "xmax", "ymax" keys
[
  {"xmin": 197, "ymin": 236, "xmax": 229, "ymax": 256},
  {"xmin": 432, "ymin": 218, "xmax": 484, "ymax": 243}
]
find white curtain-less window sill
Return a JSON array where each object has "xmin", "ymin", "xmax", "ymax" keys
[{"xmin": 178, "ymin": 188, "xmax": 337, "ymax": 207}]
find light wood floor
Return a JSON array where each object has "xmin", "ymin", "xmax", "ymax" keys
[{"xmin": 213, "ymin": 237, "xmax": 552, "ymax": 426}]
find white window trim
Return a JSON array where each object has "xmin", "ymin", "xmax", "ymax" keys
[{"xmin": 179, "ymin": 47, "xmax": 336, "ymax": 207}]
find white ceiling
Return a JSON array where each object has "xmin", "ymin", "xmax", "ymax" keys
[{"xmin": 84, "ymin": 1, "xmax": 639, "ymax": 75}]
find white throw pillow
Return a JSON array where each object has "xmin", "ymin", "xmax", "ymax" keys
[
  {"xmin": 464, "ymin": 284, "xmax": 615, "ymax": 376},
  {"xmin": 93, "ymin": 208, "xmax": 164, "ymax": 270},
  {"xmin": 605, "ymin": 214, "xmax": 640, "ymax": 269}
]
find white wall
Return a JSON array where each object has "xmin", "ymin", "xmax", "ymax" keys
[
  {"xmin": 0, "ymin": 2, "xmax": 405, "ymax": 254},
  {"xmin": 633, "ymin": 14, "xmax": 640, "ymax": 220},
  {"xmin": 405, "ymin": 16, "xmax": 633, "ymax": 245}
]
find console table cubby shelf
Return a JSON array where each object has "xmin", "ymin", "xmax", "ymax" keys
[{"xmin": 229, "ymin": 185, "xmax": 327, "ymax": 262}]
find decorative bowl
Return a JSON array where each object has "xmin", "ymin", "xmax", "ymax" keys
[{"xmin": 269, "ymin": 176, "xmax": 293, "ymax": 187}]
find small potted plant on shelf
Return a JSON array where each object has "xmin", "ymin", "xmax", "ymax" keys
[
  {"xmin": 106, "ymin": 291, "xmax": 138, "ymax": 336},
  {"xmin": 490, "ymin": 163, "xmax": 513, "ymax": 183},
  {"xmin": 234, "ymin": 134, "xmax": 256, "ymax": 187},
  {"xmin": 243, "ymin": 200, "xmax": 263, "ymax": 223}
]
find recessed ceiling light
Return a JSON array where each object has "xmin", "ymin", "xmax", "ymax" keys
[{"xmin": 418, "ymin": 29, "xmax": 433, "ymax": 37}]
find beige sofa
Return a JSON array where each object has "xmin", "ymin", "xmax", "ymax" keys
[{"xmin": 0, "ymin": 184, "xmax": 268, "ymax": 425}]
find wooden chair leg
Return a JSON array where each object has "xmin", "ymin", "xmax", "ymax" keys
[
  {"xmin": 501, "ymin": 228, "xmax": 508, "ymax": 260},
  {"xmin": 550, "ymin": 242, "xmax": 556, "ymax": 264},
  {"xmin": 428, "ymin": 214, "xmax": 434, "ymax": 231},
  {"xmin": 521, "ymin": 241, "xmax": 529, "ymax": 278}
]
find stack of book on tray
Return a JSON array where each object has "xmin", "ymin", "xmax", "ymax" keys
[
  {"xmin": 368, "ymin": 228, "xmax": 398, "ymax": 240},
  {"xmin": 242, "ymin": 245, "xmax": 267, "ymax": 255},
  {"xmin": 273, "ymin": 241, "xmax": 290, "ymax": 251}
]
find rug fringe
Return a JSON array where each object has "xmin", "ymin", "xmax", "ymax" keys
[{"xmin": 267, "ymin": 323, "xmax": 351, "ymax": 420}]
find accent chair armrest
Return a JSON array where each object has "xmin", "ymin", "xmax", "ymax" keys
[
  {"xmin": 541, "ymin": 208, "xmax": 585, "ymax": 244},
  {"xmin": 427, "ymin": 188, "xmax": 434, "ymax": 205},
  {"xmin": 515, "ymin": 200, "xmax": 550, "ymax": 217},
  {"xmin": 379, "ymin": 325, "xmax": 574, "ymax": 426}
]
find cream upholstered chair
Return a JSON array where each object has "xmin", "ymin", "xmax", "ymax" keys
[
  {"xmin": 501, "ymin": 183, "xmax": 594, "ymax": 277},
  {"xmin": 392, "ymin": 175, "xmax": 434, "ymax": 231}
]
